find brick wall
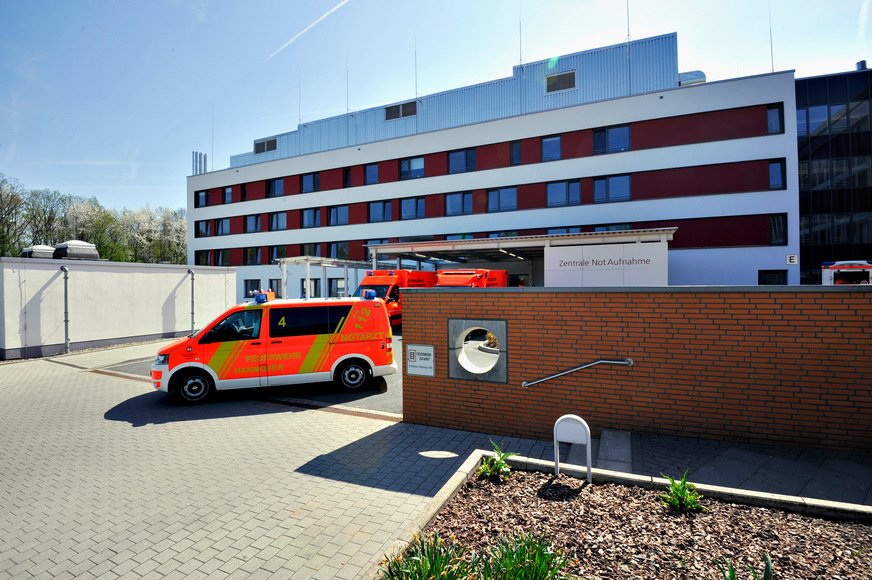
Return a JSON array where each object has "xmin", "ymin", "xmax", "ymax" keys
[{"xmin": 401, "ymin": 287, "xmax": 872, "ymax": 450}]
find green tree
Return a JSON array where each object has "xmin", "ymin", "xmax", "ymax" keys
[
  {"xmin": 23, "ymin": 188, "xmax": 72, "ymax": 246},
  {"xmin": 0, "ymin": 173, "xmax": 27, "ymax": 256}
]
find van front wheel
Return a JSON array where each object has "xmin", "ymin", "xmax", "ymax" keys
[
  {"xmin": 173, "ymin": 371, "xmax": 213, "ymax": 403},
  {"xmin": 336, "ymin": 361, "xmax": 370, "ymax": 390}
]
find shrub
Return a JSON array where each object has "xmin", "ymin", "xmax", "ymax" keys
[
  {"xmin": 477, "ymin": 531, "xmax": 571, "ymax": 580},
  {"xmin": 377, "ymin": 531, "xmax": 473, "ymax": 580},
  {"xmin": 659, "ymin": 470, "xmax": 705, "ymax": 513},
  {"xmin": 477, "ymin": 439, "xmax": 518, "ymax": 482}
]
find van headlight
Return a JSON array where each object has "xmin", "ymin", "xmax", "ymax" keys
[{"xmin": 154, "ymin": 354, "xmax": 169, "ymax": 366}]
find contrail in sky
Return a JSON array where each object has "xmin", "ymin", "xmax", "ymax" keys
[{"xmin": 265, "ymin": 0, "xmax": 352, "ymax": 62}]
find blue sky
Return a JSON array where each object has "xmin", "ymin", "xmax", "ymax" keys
[{"xmin": 1, "ymin": 0, "xmax": 869, "ymax": 211}]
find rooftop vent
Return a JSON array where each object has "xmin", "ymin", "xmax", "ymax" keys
[
  {"xmin": 858, "ymin": 60, "xmax": 868, "ymax": 70},
  {"xmin": 53, "ymin": 240, "xmax": 99, "ymax": 261},
  {"xmin": 21, "ymin": 245, "xmax": 55, "ymax": 259}
]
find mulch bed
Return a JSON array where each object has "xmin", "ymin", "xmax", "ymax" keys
[{"xmin": 427, "ymin": 470, "xmax": 872, "ymax": 579}]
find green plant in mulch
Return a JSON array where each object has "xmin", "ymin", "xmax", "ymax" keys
[
  {"xmin": 659, "ymin": 470, "xmax": 705, "ymax": 513},
  {"xmin": 377, "ymin": 530, "xmax": 574, "ymax": 580},
  {"xmin": 477, "ymin": 439, "xmax": 519, "ymax": 483},
  {"xmin": 477, "ymin": 531, "xmax": 572, "ymax": 580},
  {"xmin": 377, "ymin": 531, "xmax": 473, "ymax": 580},
  {"xmin": 711, "ymin": 553, "xmax": 772, "ymax": 580}
]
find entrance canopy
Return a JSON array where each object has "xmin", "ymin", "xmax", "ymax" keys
[{"xmin": 367, "ymin": 228, "xmax": 676, "ymax": 265}]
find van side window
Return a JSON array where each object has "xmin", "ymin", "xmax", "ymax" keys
[
  {"xmin": 270, "ymin": 305, "xmax": 355, "ymax": 338},
  {"xmin": 201, "ymin": 310, "xmax": 262, "ymax": 343},
  {"xmin": 388, "ymin": 286, "xmax": 400, "ymax": 302}
]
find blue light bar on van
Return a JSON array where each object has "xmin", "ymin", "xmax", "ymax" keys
[
  {"xmin": 367, "ymin": 270, "xmax": 373, "ymax": 276},
  {"xmin": 389, "ymin": 270, "xmax": 395, "ymax": 276},
  {"xmin": 255, "ymin": 293, "xmax": 268, "ymax": 303},
  {"xmin": 363, "ymin": 290, "xmax": 376, "ymax": 300}
]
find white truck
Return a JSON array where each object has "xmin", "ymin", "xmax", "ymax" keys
[{"xmin": 821, "ymin": 261, "xmax": 872, "ymax": 284}]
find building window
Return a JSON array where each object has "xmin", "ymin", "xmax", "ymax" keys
[
  {"xmin": 385, "ymin": 100, "xmax": 416, "ymax": 120},
  {"xmin": 400, "ymin": 157, "xmax": 425, "ymax": 180},
  {"xmin": 328, "ymin": 278, "xmax": 346, "ymax": 298},
  {"xmin": 808, "ymin": 105, "xmax": 828, "ymax": 135},
  {"xmin": 546, "ymin": 71, "xmax": 575, "ymax": 92},
  {"xmin": 270, "ymin": 246, "xmax": 287, "ymax": 261},
  {"xmin": 593, "ymin": 125, "xmax": 631, "ymax": 154},
  {"xmin": 445, "ymin": 192, "xmax": 473, "ymax": 216},
  {"xmin": 769, "ymin": 160, "xmax": 786, "ymax": 190},
  {"xmin": 767, "ymin": 104, "xmax": 784, "ymax": 135},
  {"xmin": 269, "ymin": 212, "xmax": 287, "ymax": 231},
  {"xmin": 487, "ymin": 187, "xmax": 517, "ymax": 213},
  {"xmin": 302, "ymin": 208, "xmax": 320, "ymax": 228},
  {"xmin": 830, "ymin": 104, "xmax": 849, "ymax": 134},
  {"xmin": 541, "ymin": 136, "xmax": 561, "ymax": 161},
  {"xmin": 510, "ymin": 141, "xmax": 522, "ymax": 166},
  {"xmin": 194, "ymin": 250, "xmax": 211, "ymax": 265},
  {"xmin": 849, "ymin": 100, "xmax": 870, "ymax": 132},
  {"xmin": 240, "ymin": 183, "xmax": 248, "ymax": 201},
  {"xmin": 365, "ymin": 164, "xmax": 379, "ymax": 185},
  {"xmin": 448, "ymin": 149, "xmax": 476, "ymax": 174},
  {"xmin": 222, "ymin": 187, "xmax": 232, "ymax": 204},
  {"xmin": 266, "ymin": 178, "xmax": 284, "ymax": 198},
  {"xmin": 215, "ymin": 250, "xmax": 231, "ymax": 266},
  {"xmin": 329, "ymin": 241, "xmax": 349, "ymax": 259},
  {"xmin": 546, "ymin": 181, "xmax": 581, "ymax": 207},
  {"xmin": 269, "ymin": 279, "xmax": 283, "ymax": 298},
  {"xmin": 244, "ymin": 214, "xmax": 261, "ymax": 233},
  {"xmin": 770, "ymin": 214, "xmax": 787, "ymax": 246},
  {"xmin": 594, "ymin": 224, "xmax": 632, "ymax": 232},
  {"xmin": 301, "ymin": 243, "xmax": 321, "ymax": 257},
  {"xmin": 244, "ymin": 279, "xmax": 261, "ymax": 296},
  {"xmin": 328, "ymin": 205, "xmax": 348, "ymax": 226},
  {"xmin": 301, "ymin": 172, "xmax": 320, "ymax": 193},
  {"xmin": 254, "ymin": 138, "xmax": 276, "ymax": 154},
  {"xmin": 369, "ymin": 201, "xmax": 392, "ymax": 223},
  {"xmin": 194, "ymin": 220, "xmax": 210, "ymax": 238},
  {"xmin": 343, "ymin": 167, "xmax": 352, "ymax": 188},
  {"xmin": 446, "ymin": 233, "xmax": 473, "ymax": 240},
  {"xmin": 593, "ymin": 175, "xmax": 631, "ymax": 203},
  {"xmin": 195, "ymin": 190, "xmax": 209, "ymax": 208},
  {"xmin": 488, "ymin": 231, "xmax": 518, "ymax": 238},
  {"xmin": 758, "ymin": 270, "xmax": 787, "ymax": 285},
  {"xmin": 244, "ymin": 247, "xmax": 261, "ymax": 266},
  {"xmin": 401, "ymin": 197, "xmax": 426, "ymax": 220},
  {"xmin": 548, "ymin": 227, "xmax": 581, "ymax": 234},
  {"xmin": 796, "ymin": 109, "xmax": 808, "ymax": 137},
  {"xmin": 214, "ymin": 218, "xmax": 230, "ymax": 236},
  {"xmin": 301, "ymin": 278, "xmax": 321, "ymax": 298}
]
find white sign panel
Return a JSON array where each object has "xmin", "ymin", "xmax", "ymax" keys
[
  {"xmin": 544, "ymin": 242, "xmax": 669, "ymax": 287},
  {"xmin": 406, "ymin": 344, "xmax": 435, "ymax": 377}
]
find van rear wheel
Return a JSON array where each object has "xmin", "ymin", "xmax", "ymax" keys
[
  {"xmin": 336, "ymin": 360, "xmax": 370, "ymax": 390},
  {"xmin": 173, "ymin": 371, "xmax": 213, "ymax": 403}
]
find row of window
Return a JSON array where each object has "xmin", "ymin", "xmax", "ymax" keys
[
  {"xmin": 797, "ymin": 100, "xmax": 870, "ymax": 137},
  {"xmin": 195, "ymin": 161, "xmax": 787, "ymax": 238},
  {"xmin": 799, "ymin": 156, "xmax": 872, "ymax": 190},
  {"xmin": 202, "ymin": 104, "xmax": 788, "ymax": 209}
]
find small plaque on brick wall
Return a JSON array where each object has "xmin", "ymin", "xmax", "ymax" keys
[{"xmin": 406, "ymin": 344, "xmax": 435, "ymax": 377}]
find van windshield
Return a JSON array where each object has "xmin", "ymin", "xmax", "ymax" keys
[{"xmin": 353, "ymin": 285, "xmax": 388, "ymax": 299}]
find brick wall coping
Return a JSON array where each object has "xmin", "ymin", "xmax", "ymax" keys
[{"xmin": 403, "ymin": 285, "xmax": 872, "ymax": 294}]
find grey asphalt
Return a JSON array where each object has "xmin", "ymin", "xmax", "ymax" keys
[{"xmin": 1, "ymin": 340, "xmax": 870, "ymax": 580}]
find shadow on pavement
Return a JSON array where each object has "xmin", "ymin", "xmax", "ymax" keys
[
  {"xmin": 294, "ymin": 422, "xmax": 495, "ymax": 497},
  {"xmin": 104, "ymin": 380, "xmax": 389, "ymax": 428}
]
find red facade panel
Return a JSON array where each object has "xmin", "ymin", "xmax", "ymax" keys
[
  {"xmin": 321, "ymin": 168, "xmax": 343, "ymax": 191},
  {"xmin": 348, "ymin": 165, "xmax": 364, "ymax": 187},
  {"xmin": 517, "ymin": 183, "xmax": 544, "ymax": 210},
  {"xmin": 633, "ymin": 106, "xmax": 769, "ymax": 150},
  {"xmin": 580, "ymin": 178, "xmax": 594, "ymax": 205},
  {"xmin": 426, "ymin": 194, "xmax": 445, "ymax": 218},
  {"xmin": 562, "ymin": 130, "xmax": 591, "ymax": 159},
  {"xmin": 521, "ymin": 138, "xmax": 541, "ymax": 164},
  {"xmin": 348, "ymin": 240, "xmax": 365, "ymax": 261},
  {"xmin": 348, "ymin": 202, "xmax": 367, "ymax": 225},
  {"xmin": 472, "ymin": 189, "xmax": 489, "ymax": 214},
  {"xmin": 287, "ymin": 209, "xmax": 300, "ymax": 230},
  {"xmin": 425, "ymin": 152, "xmax": 448, "ymax": 176},
  {"xmin": 284, "ymin": 176, "xmax": 300, "ymax": 196},
  {"xmin": 230, "ymin": 248, "xmax": 243, "ymax": 266},
  {"xmin": 477, "ymin": 143, "xmax": 510, "ymax": 170},
  {"xmin": 633, "ymin": 160, "xmax": 771, "ymax": 201},
  {"xmin": 642, "ymin": 215, "xmax": 772, "ymax": 248},
  {"xmin": 246, "ymin": 181, "xmax": 265, "ymax": 201},
  {"xmin": 229, "ymin": 216, "xmax": 243, "ymax": 235},
  {"xmin": 379, "ymin": 160, "xmax": 398, "ymax": 183}
]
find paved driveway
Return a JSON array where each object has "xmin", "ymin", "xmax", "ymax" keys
[{"xmin": 0, "ymin": 342, "xmax": 552, "ymax": 579}]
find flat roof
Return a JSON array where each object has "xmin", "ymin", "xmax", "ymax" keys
[{"xmin": 366, "ymin": 228, "xmax": 677, "ymax": 264}]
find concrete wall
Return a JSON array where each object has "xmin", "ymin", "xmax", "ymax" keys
[
  {"xmin": 401, "ymin": 286, "xmax": 872, "ymax": 450},
  {"xmin": 0, "ymin": 259, "xmax": 236, "ymax": 360}
]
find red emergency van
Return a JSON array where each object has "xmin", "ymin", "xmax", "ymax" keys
[
  {"xmin": 151, "ymin": 290, "xmax": 396, "ymax": 403},
  {"xmin": 351, "ymin": 269, "xmax": 437, "ymax": 328},
  {"xmin": 435, "ymin": 269, "xmax": 508, "ymax": 287}
]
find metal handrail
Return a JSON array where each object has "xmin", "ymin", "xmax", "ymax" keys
[{"xmin": 521, "ymin": 358, "xmax": 633, "ymax": 388}]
